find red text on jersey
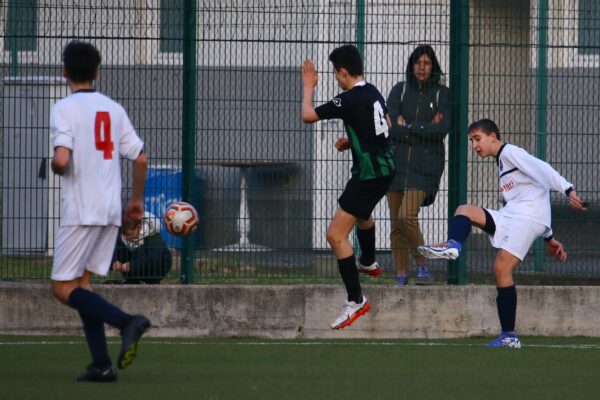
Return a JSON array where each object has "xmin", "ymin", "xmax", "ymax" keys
[
  {"xmin": 500, "ymin": 180, "xmax": 515, "ymax": 192},
  {"xmin": 94, "ymin": 111, "xmax": 114, "ymax": 160}
]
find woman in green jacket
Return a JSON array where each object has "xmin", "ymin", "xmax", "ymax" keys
[{"xmin": 386, "ymin": 45, "xmax": 450, "ymax": 286}]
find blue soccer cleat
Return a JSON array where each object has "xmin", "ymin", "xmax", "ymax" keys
[
  {"xmin": 485, "ymin": 332, "xmax": 522, "ymax": 349},
  {"xmin": 418, "ymin": 240, "xmax": 461, "ymax": 260}
]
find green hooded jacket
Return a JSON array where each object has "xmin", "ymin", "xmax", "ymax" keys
[{"xmin": 386, "ymin": 80, "xmax": 450, "ymax": 206}]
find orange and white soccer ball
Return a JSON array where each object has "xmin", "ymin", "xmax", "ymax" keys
[{"xmin": 164, "ymin": 202, "xmax": 199, "ymax": 237}]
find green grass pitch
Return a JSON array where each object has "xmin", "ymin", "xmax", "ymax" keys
[{"xmin": 1, "ymin": 336, "xmax": 600, "ymax": 399}]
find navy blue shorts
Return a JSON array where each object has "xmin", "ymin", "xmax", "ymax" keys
[{"xmin": 338, "ymin": 175, "xmax": 394, "ymax": 221}]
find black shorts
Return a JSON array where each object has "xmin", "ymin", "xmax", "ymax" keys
[{"xmin": 338, "ymin": 175, "xmax": 394, "ymax": 221}]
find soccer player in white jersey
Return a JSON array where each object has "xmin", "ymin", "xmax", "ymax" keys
[
  {"xmin": 418, "ymin": 119, "xmax": 587, "ymax": 348},
  {"xmin": 50, "ymin": 41, "xmax": 150, "ymax": 381}
]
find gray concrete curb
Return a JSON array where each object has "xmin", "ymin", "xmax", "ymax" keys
[{"xmin": 2, "ymin": 282, "xmax": 600, "ymax": 338}]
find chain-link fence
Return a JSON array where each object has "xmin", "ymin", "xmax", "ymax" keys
[{"xmin": 0, "ymin": 0, "xmax": 598, "ymax": 283}]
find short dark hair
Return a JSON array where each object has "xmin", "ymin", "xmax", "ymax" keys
[
  {"xmin": 329, "ymin": 45, "xmax": 363, "ymax": 76},
  {"xmin": 468, "ymin": 119, "xmax": 501, "ymax": 140},
  {"xmin": 62, "ymin": 41, "xmax": 101, "ymax": 83},
  {"xmin": 406, "ymin": 45, "xmax": 443, "ymax": 86}
]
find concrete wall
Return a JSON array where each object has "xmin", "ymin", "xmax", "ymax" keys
[{"xmin": 3, "ymin": 282, "xmax": 600, "ymax": 338}]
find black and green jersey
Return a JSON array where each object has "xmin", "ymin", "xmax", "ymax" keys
[{"xmin": 315, "ymin": 81, "xmax": 394, "ymax": 180}]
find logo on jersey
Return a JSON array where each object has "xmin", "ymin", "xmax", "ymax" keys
[
  {"xmin": 500, "ymin": 180, "xmax": 514, "ymax": 192},
  {"xmin": 332, "ymin": 97, "xmax": 342, "ymax": 107}
]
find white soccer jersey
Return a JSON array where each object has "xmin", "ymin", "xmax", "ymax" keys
[
  {"xmin": 497, "ymin": 144, "xmax": 572, "ymax": 230},
  {"xmin": 50, "ymin": 90, "xmax": 144, "ymax": 226}
]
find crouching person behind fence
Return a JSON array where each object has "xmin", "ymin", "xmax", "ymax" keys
[{"xmin": 111, "ymin": 211, "xmax": 173, "ymax": 284}]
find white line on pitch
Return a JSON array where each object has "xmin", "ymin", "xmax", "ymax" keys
[{"xmin": 1, "ymin": 340, "xmax": 600, "ymax": 349}]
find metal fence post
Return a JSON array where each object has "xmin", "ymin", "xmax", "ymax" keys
[
  {"xmin": 355, "ymin": 0, "xmax": 365, "ymax": 57},
  {"xmin": 534, "ymin": 0, "xmax": 549, "ymax": 272},
  {"xmin": 181, "ymin": 0, "xmax": 197, "ymax": 284},
  {"xmin": 8, "ymin": 0, "xmax": 19, "ymax": 76},
  {"xmin": 448, "ymin": 0, "xmax": 469, "ymax": 285},
  {"xmin": 352, "ymin": 0, "xmax": 366, "ymax": 258}
]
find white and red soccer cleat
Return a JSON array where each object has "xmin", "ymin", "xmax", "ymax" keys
[
  {"xmin": 356, "ymin": 260, "xmax": 382, "ymax": 277},
  {"xmin": 330, "ymin": 296, "xmax": 371, "ymax": 330}
]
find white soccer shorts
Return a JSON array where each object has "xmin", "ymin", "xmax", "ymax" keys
[
  {"xmin": 485, "ymin": 208, "xmax": 547, "ymax": 261},
  {"xmin": 51, "ymin": 225, "xmax": 119, "ymax": 281}
]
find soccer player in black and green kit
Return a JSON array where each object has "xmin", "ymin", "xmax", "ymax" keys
[{"xmin": 301, "ymin": 45, "xmax": 395, "ymax": 329}]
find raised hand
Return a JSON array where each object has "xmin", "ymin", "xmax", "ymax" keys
[{"xmin": 302, "ymin": 59, "xmax": 318, "ymax": 88}]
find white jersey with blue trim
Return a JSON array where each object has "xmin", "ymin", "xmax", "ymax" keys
[
  {"xmin": 51, "ymin": 90, "xmax": 144, "ymax": 227},
  {"xmin": 497, "ymin": 143, "xmax": 571, "ymax": 229}
]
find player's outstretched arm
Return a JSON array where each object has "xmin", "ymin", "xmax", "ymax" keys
[
  {"xmin": 51, "ymin": 146, "xmax": 71, "ymax": 175},
  {"xmin": 546, "ymin": 237, "xmax": 567, "ymax": 262},
  {"xmin": 301, "ymin": 59, "xmax": 320, "ymax": 123},
  {"xmin": 568, "ymin": 189, "xmax": 587, "ymax": 212},
  {"xmin": 124, "ymin": 152, "xmax": 148, "ymax": 228}
]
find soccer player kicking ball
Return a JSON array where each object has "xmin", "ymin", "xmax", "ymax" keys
[
  {"xmin": 50, "ymin": 41, "xmax": 151, "ymax": 381},
  {"xmin": 418, "ymin": 119, "xmax": 587, "ymax": 348},
  {"xmin": 301, "ymin": 45, "xmax": 395, "ymax": 329}
]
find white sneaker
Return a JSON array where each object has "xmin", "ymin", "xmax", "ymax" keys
[
  {"xmin": 356, "ymin": 260, "xmax": 382, "ymax": 277},
  {"xmin": 330, "ymin": 296, "xmax": 371, "ymax": 330},
  {"xmin": 417, "ymin": 240, "xmax": 461, "ymax": 260}
]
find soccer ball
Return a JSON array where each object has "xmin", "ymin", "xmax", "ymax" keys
[{"xmin": 163, "ymin": 202, "xmax": 199, "ymax": 237}]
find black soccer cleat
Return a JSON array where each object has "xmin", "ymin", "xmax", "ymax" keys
[
  {"xmin": 117, "ymin": 314, "xmax": 151, "ymax": 370},
  {"xmin": 76, "ymin": 363, "xmax": 117, "ymax": 382}
]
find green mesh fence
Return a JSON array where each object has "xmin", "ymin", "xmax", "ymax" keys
[
  {"xmin": 464, "ymin": 0, "xmax": 599, "ymax": 283},
  {"xmin": 0, "ymin": 0, "xmax": 598, "ymax": 284}
]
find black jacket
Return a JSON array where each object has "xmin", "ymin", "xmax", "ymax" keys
[
  {"xmin": 112, "ymin": 233, "xmax": 172, "ymax": 284},
  {"xmin": 386, "ymin": 80, "xmax": 450, "ymax": 205}
]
